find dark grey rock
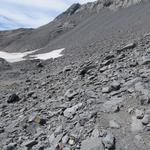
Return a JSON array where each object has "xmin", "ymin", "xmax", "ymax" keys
[
  {"xmin": 5, "ymin": 143, "xmax": 17, "ymax": 150},
  {"xmin": 135, "ymin": 109, "xmax": 144, "ymax": 119},
  {"xmin": 63, "ymin": 65, "xmax": 72, "ymax": 72},
  {"xmin": 22, "ymin": 140, "xmax": 38, "ymax": 148},
  {"xmin": 0, "ymin": 127, "xmax": 4, "ymax": 134},
  {"xmin": 7, "ymin": 94, "xmax": 20, "ymax": 103}
]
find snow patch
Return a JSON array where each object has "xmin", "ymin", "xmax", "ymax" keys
[
  {"xmin": 0, "ymin": 50, "xmax": 37, "ymax": 63},
  {"xmin": 0, "ymin": 48, "xmax": 64, "ymax": 63},
  {"xmin": 30, "ymin": 48, "xmax": 64, "ymax": 60}
]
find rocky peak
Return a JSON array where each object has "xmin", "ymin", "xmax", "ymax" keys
[
  {"xmin": 57, "ymin": 0, "xmax": 149, "ymax": 19},
  {"xmin": 97, "ymin": 0, "xmax": 149, "ymax": 10},
  {"xmin": 56, "ymin": 3, "xmax": 81, "ymax": 19}
]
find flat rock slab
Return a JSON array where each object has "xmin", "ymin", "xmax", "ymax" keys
[
  {"xmin": 103, "ymin": 97, "xmax": 124, "ymax": 113},
  {"xmin": 81, "ymin": 137, "xmax": 104, "ymax": 150}
]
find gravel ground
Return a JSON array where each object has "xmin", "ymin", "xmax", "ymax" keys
[{"xmin": 0, "ymin": 1, "xmax": 150, "ymax": 150}]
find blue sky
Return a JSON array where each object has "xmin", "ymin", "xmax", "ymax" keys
[{"xmin": 0, "ymin": 0, "xmax": 95, "ymax": 30}]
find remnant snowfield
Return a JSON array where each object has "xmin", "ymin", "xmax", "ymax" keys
[
  {"xmin": 0, "ymin": 48, "xmax": 64, "ymax": 63},
  {"xmin": 30, "ymin": 48, "xmax": 64, "ymax": 60}
]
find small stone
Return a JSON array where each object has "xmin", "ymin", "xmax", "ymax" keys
[
  {"xmin": 0, "ymin": 128, "xmax": 4, "ymax": 134},
  {"xmin": 139, "ymin": 95, "xmax": 150, "ymax": 105},
  {"xmin": 127, "ymin": 88, "xmax": 134, "ymax": 93},
  {"xmin": 5, "ymin": 143, "xmax": 17, "ymax": 150},
  {"xmin": 79, "ymin": 65, "xmax": 95, "ymax": 77},
  {"xmin": 64, "ymin": 89, "xmax": 77, "ymax": 100},
  {"xmin": 91, "ymin": 128, "xmax": 100, "ymax": 137},
  {"xmin": 102, "ymin": 132, "xmax": 115, "ymax": 149},
  {"xmin": 63, "ymin": 65, "xmax": 72, "ymax": 72},
  {"xmin": 79, "ymin": 111, "xmax": 95, "ymax": 126},
  {"xmin": 62, "ymin": 135, "xmax": 69, "ymax": 144},
  {"xmin": 145, "ymin": 123, "xmax": 150, "ymax": 131},
  {"xmin": 68, "ymin": 138, "xmax": 75, "ymax": 146},
  {"xmin": 7, "ymin": 94, "xmax": 20, "ymax": 103},
  {"xmin": 102, "ymin": 87, "xmax": 111, "ymax": 93},
  {"xmin": 99, "ymin": 66, "xmax": 108, "ymax": 73},
  {"xmin": 104, "ymin": 54, "xmax": 115, "ymax": 60},
  {"xmin": 141, "ymin": 114, "xmax": 150, "ymax": 125},
  {"xmin": 99, "ymin": 129, "xmax": 107, "ymax": 137},
  {"xmin": 111, "ymin": 81, "xmax": 121, "ymax": 91},
  {"xmin": 22, "ymin": 140, "xmax": 38, "ymax": 148},
  {"xmin": 101, "ymin": 59, "xmax": 114, "ymax": 66},
  {"xmin": 28, "ymin": 114, "xmax": 46, "ymax": 125},
  {"xmin": 117, "ymin": 42, "xmax": 136, "ymax": 53},
  {"xmin": 135, "ymin": 109, "xmax": 144, "ymax": 119},
  {"xmin": 128, "ymin": 107, "xmax": 135, "ymax": 114},
  {"xmin": 37, "ymin": 62, "xmax": 44, "ymax": 68},
  {"xmin": 64, "ymin": 103, "xmax": 82, "ymax": 119},
  {"xmin": 109, "ymin": 120, "xmax": 121, "ymax": 129},
  {"xmin": 27, "ymin": 91, "xmax": 35, "ymax": 97}
]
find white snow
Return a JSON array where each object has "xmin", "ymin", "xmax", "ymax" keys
[
  {"xmin": 0, "ymin": 50, "xmax": 37, "ymax": 63},
  {"xmin": 0, "ymin": 48, "xmax": 64, "ymax": 63},
  {"xmin": 30, "ymin": 48, "xmax": 64, "ymax": 60}
]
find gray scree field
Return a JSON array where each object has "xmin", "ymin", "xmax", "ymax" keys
[{"xmin": 0, "ymin": 0, "xmax": 150, "ymax": 150}]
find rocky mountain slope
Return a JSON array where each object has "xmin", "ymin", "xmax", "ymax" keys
[
  {"xmin": 0, "ymin": 0, "xmax": 150, "ymax": 150},
  {"xmin": 0, "ymin": 0, "xmax": 149, "ymax": 53}
]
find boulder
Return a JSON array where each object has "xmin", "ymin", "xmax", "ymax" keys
[
  {"xmin": 64, "ymin": 103, "xmax": 82, "ymax": 119},
  {"xmin": 102, "ymin": 132, "xmax": 115, "ymax": 149},
  {"xmin": 7, "ymin": 94, "xmax": 20, "ymax": 103}
]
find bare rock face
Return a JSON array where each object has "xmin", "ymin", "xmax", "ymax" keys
[
  {"xmin": 97, "ymin": 0, "xmax": 149, "ymax": 10},
  {"xmin": 56, "ymin": 0, "xmax": 149, "ymax": 20},
  {"xmin": 71, "ymin": 0, "xmax": 149, "ymax": 14}
]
